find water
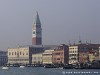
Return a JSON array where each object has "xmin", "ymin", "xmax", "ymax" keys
[{"xmin": 0, "ymin": 67, "xmax": 100, "ymax": 75}]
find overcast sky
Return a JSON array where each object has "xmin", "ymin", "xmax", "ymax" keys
[{"xmin": 0, "ymin": 0, "xmax": 100, "ymax": 50}]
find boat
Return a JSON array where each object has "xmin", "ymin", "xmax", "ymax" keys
[
  {"xmin": 63, "ymin": 64, "xmax": 73, "ymax": 69},
  {"xmin": 19, "ymin": 65, "xmax": 25, "ymax": 68},
  {"xmin": 58, "ymin": 67, "xmax": 63, "ymax": 69},
  {"xmin": 44, "ymin": 64, "xmax": 56, "ymax": 68},
  {"xmin": 2, "ymin": 66, "xmax": 9, "ymax": 70}
]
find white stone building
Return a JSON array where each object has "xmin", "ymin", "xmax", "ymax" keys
[
  {"xmin": 42, "ymin": 50, "xmax": 54, "ymax": 64},
  {"xmin": 32, "ymin": 53, "xmax": 43, "ymax": 64},
  {"xmin": 8, "ymin": 45, "xmax": 44, "ymax": 65}
]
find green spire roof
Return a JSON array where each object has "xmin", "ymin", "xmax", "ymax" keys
[{"xmin": 34, "ymin": 12, "xmax": 41, "ymax": 24}]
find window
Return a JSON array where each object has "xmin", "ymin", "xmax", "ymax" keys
[
  {"xmin": 20, "ymin": 52, "xmax": 21, "ymax": 55},
  {"xmin": 12, "ymin": 52, "xmax": 13, "ymax": 55},
  {"xmin": 34, "ymin": 61, "xmax": 36, "ymax": 64},
  {"xmin": 57, "ymin": 58, "xmax": 60, "ymax": 60},
  {"xmin": 33, "ymin": 32, "xmax": 35, "ymax": 34},
  {"xmin": 15, "ymin": 52, "xmax": 16, "ymax": 55},
  {"xmin": 9, "ymin": 52, "xmax": 11, "ymax": 55}
]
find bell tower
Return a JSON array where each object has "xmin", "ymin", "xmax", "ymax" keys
[{"xmin": 32, "ymin": 12, "xmax": 42, "ymax": 45}]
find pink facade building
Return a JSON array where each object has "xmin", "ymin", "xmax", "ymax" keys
[{"xmin": 53, "ymin": 44, "xmax": 69, "ymax": 64}]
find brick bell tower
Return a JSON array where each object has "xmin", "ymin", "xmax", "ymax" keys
[{"xmin": 32, "ymin": 12, "xmax": 42, "ymax": 45}]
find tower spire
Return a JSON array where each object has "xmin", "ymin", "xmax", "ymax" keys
[{"xmin": 34, "ymin": 11, "xmax": 41, "ymax": 24}]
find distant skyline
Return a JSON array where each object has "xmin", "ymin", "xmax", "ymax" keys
[{"xmin": 0, "ymin": 0, "xmax": 100, "ymax": 50}]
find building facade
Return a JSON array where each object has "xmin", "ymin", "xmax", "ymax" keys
[
  {"xmin": 69, "ymin": 45, "xmax": 79, "ymax": 64},
  {"xmin": 88, "ymin": 50, "xmax": 99, "ymax": 62},
  {"xmin": 79, "ymin": 50, "xmax": 99, "ymax": 63},
  {"xmin": 8, "ymin": 45, "xmax": 44, "ymax": 65},
  {"xmin": 32, "ymin": 53, "xmax": 43, "ymax": 64},
  {"xmin": 42, "ymin": 50, "xmax": 54, "ymax": 64},
  {"xmin": 69, "ymin": 44, "xmax": 100, "ymax": 64},
  {"xmin": 79, "ymin": 51, "xmax": 89, "ymax": 63},
  {"xmin": 32, "ymin": 12, "xmax": 42, "ymax": 45},
  {"xmin": 53, "ymin": 44, "xmax": 69, "ymax": 64},
  {"xmin": 0, "ymin": 51, "xmax": 7, "ymax": 66}
]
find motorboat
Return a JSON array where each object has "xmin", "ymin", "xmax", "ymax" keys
[
  {"xmin": 19, "ymin": 65, "xmax": 25, "ymax": 68},
  {"xmin": 2, "ymin": 66, "xmax": 9, "ymax": 70}
]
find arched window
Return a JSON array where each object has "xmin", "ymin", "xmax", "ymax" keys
[
  {"xmin": 15, "ymin": 52, "xmax": 16, "ymax": 55},
  {"xmin": 12, "ymin": 52, "xmax": 13, "ymax": 55},
  {"xmin": 20, "ymin": 52, "xmax": 21, "ymax": 55},
  {"xmin": 23, "ymin": 53, "xmax": 24, "ymax": 55},
  {"xmin": 9, "ymin": 52, "xmax": 11, "ymax": 55}
]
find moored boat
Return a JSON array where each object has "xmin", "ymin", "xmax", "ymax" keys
[
  {"xmin": 19, "ymin": 65, "xmax": 25, "ymax": 68},
  {"xmin": 2, "ymin": 66, "xmax": 9, "ymax": 70},
  {"xmin": 44, "ymin": 64, "xmax": 56, "ymax": 68}
]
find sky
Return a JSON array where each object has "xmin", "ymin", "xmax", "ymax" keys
[{"xmin": 0, "ymin": 0, "xmax": 100, "ymax": 50}]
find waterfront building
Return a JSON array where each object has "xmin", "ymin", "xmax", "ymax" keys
[
  {"xmin": 79, "ymin": 51, "xmax": 89, "ymax": 63},
  {"xmin": 53, "ymin": 44, "xmax": 69, "ymax": 64},
  {"xmin": 88, "ymin": 50, "xmax": 99, "ymax": 62},
  {"xmin": 78, "ymin": 50, "xmax": 99, "ymax": 63},
  {"xmin": 32, "ymin": 12, "xmax": 42, "ymax": 45},
  {"xmin": 42, "ymin": 49, "xmax": 54, "ymax": 64},
  {"xmin": 69, "ymin": 45, "xmax": 78, "ymax": 64},
  {"xmin": 69, "ymin": 44, "xmax": 100, "ymax": 64},
  {"xmin": 0, "ymin": 51, "xmax": 7, "ymax": 66},
  {"xmin": 32, "ymin": 53, "xmax": 43, "ymax": 64},
  {"xmin": 8, "ymin": 45, "xmax": 56, "ymax": 65},
  {"xmin": 8, "ymin": 45, "xmax": 44, "ymax": 65},
  {"xmin": 89, "ymin": 54, "xmax": 96, "ymax": 62}
]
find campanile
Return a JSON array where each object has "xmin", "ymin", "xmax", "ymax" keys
[{"xmin": 32, "ymin": 12, "xmax": 42, "ymax": 45}]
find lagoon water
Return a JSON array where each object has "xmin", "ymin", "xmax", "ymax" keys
[{"xmin": 0, "ymin": 67, "xmax": 100, "ymax": 75}]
